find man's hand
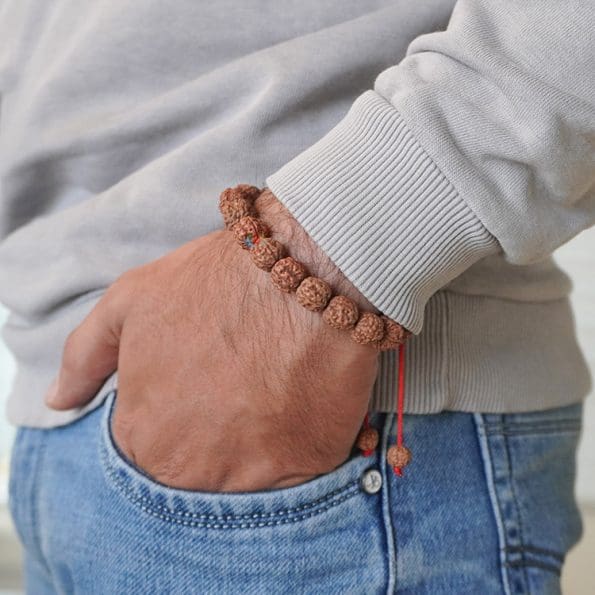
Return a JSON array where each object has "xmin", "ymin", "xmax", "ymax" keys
[{"xmin": 45, "ymin": 189, "xmax": 380, "ymax": 492}]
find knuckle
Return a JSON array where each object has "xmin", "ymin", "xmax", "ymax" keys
[
  {"xmin": 107, "ymin": 268, "xmax": 139, "ymax": 304},
  {"xmin": 114, "ymin": 268, "xmax": 137, "ymax": 287},
  {"xmin": 108, "ymin": 271, "xmax": 132, "ymax": 299}
]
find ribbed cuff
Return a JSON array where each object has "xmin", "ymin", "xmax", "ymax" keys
[{"xmin": 265, "ymin": 90, "xmax": 499, "ymax": 334}]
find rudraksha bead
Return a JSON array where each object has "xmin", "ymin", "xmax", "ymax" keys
[
  {"xmin": 386, "ymin": 444, "xmax": 412, "ymax": 469},
  {"xmin": 322, "ymin": 295, "xmax": 359, "ymax": 330},
  {"xmin": 356, "ymin": 426, "xmax": 379, "ymax": 454},
  {"xmin": 232, "ymin": 216, "xmax": 271, "ymax": 250},
  {"xmin": 219, "ymin": 184, "xmax": 261, "ymax": 209},
  {"xmin": 270, "ymin": 257, "xmax": 308, "ymax": 292},
  {"xmin": 376, "ymin": 316, "xmax": 411, "ymax": 351},
  {"xmin": 220, "ymin": 197, "xmax": 254, "ymax": 229},
  {"xmin": 249, "ymin": 237, "xmax": 286, "ymax": 271},
  {"xmin": 350, "ymin": 312, "xmax": 385, "ymax": 345},
  {"xmin": 219, "ymin": 184, "xmax": 261, "ymax": 229},
  {"xmin": 296, "ymin": 276, "xmax": 332, "ymax": 312}
]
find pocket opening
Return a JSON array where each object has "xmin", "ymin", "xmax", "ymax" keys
[{"xmin": 98, "ymin": 390, "xmax": 373, "ymax": 529}]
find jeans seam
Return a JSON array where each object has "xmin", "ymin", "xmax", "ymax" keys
[
  {"xmin": 102, "ymin": 456, "xmax": 360, "ymax": 529},
  {"xmin": 100, "ymin": 438, "xmax": 362, "ymax": 528},
  {"xmin": 482, "ymin": 428, "xmax": 581, "ymax": 437},
  {"xmin": 100, "ymin": 388, "xmax": 365, "ymax": 526},
  {"xmin": 380, "ymin": 413, "xmax": 397, "ymax": 595},
  {"xmin": 501, "ymin": 422, "xmax": 532, "ymax": 592},
  {"xmin": 504, "ymin": 545, "xmax": 564, "ymax": 563},
  {"xmin": 481, "ymin": 422, "xmax": 582, "ymax": 435},
  {"xmin": 473, "ymin": 413, "xmax": 512, "ymax": 595},
  {"xmin": 103, "ymin": 445, "xmax": 361, "ymax": 520},
  {"xmin": 482, "ymin": 420, "xmax": 581, "ymax": 427},
  {"xmin": 505, "ymin": 559, "xmax": 561, "ymax": 577}
]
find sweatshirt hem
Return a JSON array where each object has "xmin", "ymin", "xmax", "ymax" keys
[{"xmin": 369, "ymin": 291, "xmax": 592, "ymax": 414}]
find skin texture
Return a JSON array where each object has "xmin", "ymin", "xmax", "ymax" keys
[{"xmin": 45, "ymin": 189, "xmax": 381, "ymax": 491}]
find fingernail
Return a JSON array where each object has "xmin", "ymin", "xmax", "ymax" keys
[{"xmin": 44, "ymin": 377, "xmax": 59, "ymax": 407}]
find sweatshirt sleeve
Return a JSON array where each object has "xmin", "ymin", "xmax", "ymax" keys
[{"xmin": 265, "ymin": 0, "xmax": 595, "ymax": 334}]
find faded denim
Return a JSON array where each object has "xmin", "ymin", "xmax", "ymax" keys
[{"xmin": 9, "ymin": 390, "xmax": 584, "ymax": 593}]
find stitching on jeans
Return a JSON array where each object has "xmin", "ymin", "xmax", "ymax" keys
[
  {"xmin": 473, "ymin": 414, "xmax": 513, "ymax": 595},
  {"xmin": 100, "ymin": 442, "xmax": 361, "ymax": 525},
  {"xmin": 505, "ymin": 559, "xmax": 561, "ymax": 576},
  {"xmin": 102, "ymin": 447, "xmax": 360, "ymax": 520},
  {"xmin": 380, "ymin": 412, "xmax": 397, "ymax": 595},
  {"xmin": 502, "ymin": 427, "xmax": 530, "ymax": 589},
  {"xmin": 100, "ymin": 393, "xmax": 363, "ymax": 522},
  {"xmin": 482, "ymin": 421, "xmax": 581, "ymax": 433},
  {"xmin": 483, "ymin": 420, "xmax": 581, "ymax": 428},
  {"xmin": 482, "ymin": 420, "xmax": 581, "ymax": 428},
  {"xmin": 103, "ymin": 455, "xmax": 360, "ymax": 529},
  {"xmin": 505, "ymin": 545, "xmax": 565, "ymax": 563},
  {"xmin": 483, "ymin": 427, "xmax": 581, "ymax": 437},
  {"xmin": 108, "ymin": 461, "xmax": 359, "ymax": 521}
]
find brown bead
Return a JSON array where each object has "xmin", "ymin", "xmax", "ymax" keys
[
  {"xmin": 356, "ymin": 427, "xmax": 379, "ymax": 453},
  {"xmin": 232, "ymin": 216, "xmax": 271, "ymax": 250},
  {"xmin": 219, "ymin": 184, "xmax": 261, "ymax": 209},
  {"xmin": 322, "ymin": 295, "xmax": 359, "ymax": 330},
  {"xmin": 376, "ymin": 316, "xmax": 411, "ymax": 351},
  {"xmin": 296, "ymin": 277, "xmax": 332, "ymax": 312},
  {"xmin": 350, "ymin": 312, "xmax": 385, "ymax": 345},
  {"xmin": 249, "ymin": 237, "xmax": 286, "ymax": 271},
  {"xmin": 218, "ymin": 184, "xmax": 261, "ymax": 229},
  {"xmin": 219, "ymin": 196, "xmax": 255, "ymax": 229},
  {"xmin": 270, "ymin": 257, "xmax": 308, "ymax": 292},
  {"xmin": 386, "ymin": 444, "xmax": 412, "ymax": 469}
]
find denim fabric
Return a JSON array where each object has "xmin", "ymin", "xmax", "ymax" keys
[{"xmin": 9, "ymin": 390, "xmax": 584, "ymax": 594}]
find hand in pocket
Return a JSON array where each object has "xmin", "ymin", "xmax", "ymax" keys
[{"xmin": 45, "ymin": 190, "xmax": 380, "ymax": 492}]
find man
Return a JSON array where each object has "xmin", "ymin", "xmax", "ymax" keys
[{"xmin": 2, "ymin": 0, "xmax": 593, "ymax": 592}]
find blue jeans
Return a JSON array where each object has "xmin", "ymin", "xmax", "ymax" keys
[{"xmin": 9, "ymin": 390, "xmax": 584, "ymax": 594}]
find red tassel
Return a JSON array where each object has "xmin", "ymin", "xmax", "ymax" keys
[
  {"xmin": 389, "ymin": 342, "xmax": 412, "ymax": 477},
  {"xmin": 358, "ymin": 341, "xmax": 412, "ymax": 474}
]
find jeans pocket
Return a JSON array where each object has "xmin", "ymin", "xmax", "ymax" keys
[
  {"xmin": 475, "ymin": 401, "xmax": 585, "ymax": 595},
  {"xmin": 98, "ymin": 389, "xmax": 376, "ymax": 531},
  {"xmin": 91, "ymin": 391, "xmax": 388, "ymax": 592}
]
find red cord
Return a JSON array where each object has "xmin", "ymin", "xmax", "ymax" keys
[
  {"xmin": 394, "ymin": 342, "xmax": 406, "ymax": 476},
  {"xmin": 359, "ymin": 340, "xmax": 407, "ymax": 469}
]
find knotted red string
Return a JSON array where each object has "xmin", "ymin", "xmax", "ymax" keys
[{"xmin": 356, "ymin": 337, "xmax": 409, "ymax": 473}]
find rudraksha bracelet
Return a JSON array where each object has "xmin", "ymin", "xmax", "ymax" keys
[{"xmin": 218, "ymin": 183, "xmax": 412, "ymax": 476}]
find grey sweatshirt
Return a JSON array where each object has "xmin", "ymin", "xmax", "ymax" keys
[{"xmin": 0, "ymin": 0, "xmax": 593, "ymax": 428}]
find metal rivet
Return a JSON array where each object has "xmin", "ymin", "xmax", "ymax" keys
[{"xmin": 360, "ymin": 469, "xmax": 383, "ymax": 494}]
